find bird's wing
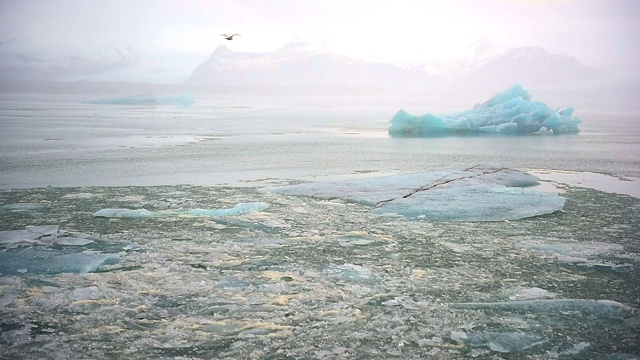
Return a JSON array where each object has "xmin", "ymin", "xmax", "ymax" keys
[{"xmin": 220, "ymin": 34, "xmax": 230, "ymax": 37}]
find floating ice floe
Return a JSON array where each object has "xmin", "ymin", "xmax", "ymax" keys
[
  {"xmin": 449, "ymin": 299, "xmax": 636, "ymax": 319},
  {"xmin": 0, "ymin": 248, "xmax": 119, "ymax": 274},
  {"xmin": 84, "ymin": 91, "xmax": 194, "ymax": 106},
  {"xmin": 93, "ymin": 202, "xmax": 269, "ymax": 218},
  {"xmin": 521, "ymin": 239, "xmax": 635, "ymax": 272},
  {"xmin": 1, "ymin": 203, "xmax": 45, "ymax": 211},
  {"xmin": 0, "ymin": 225, "xmax": 98, "ymax": 248},
  {"xmin": 389, "ymin": 84, "xmax": 581, "ymax": 136},
  {"xmin": 450, "ymin": 331, "xmax": 546, "ymax": 353},
  {"xmin": 268, "ymin": 165, "xmax": 564, "ymax": 221}
]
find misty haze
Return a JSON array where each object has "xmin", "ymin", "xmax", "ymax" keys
[{"xmin": 0, "ymin": 1, "xmax": 639, "ymax": 359}]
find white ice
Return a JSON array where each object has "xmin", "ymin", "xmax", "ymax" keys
[
  {"xmin": 269, "ymin": 165, "xmax": 564, "ymax": 221},
  {"xmin": 93, "ymin": 202, "xmax": 269, "ymax": 218},
  {"xmin": 388, "ymin": 84, "xmax": 581, "ymax": 136}
]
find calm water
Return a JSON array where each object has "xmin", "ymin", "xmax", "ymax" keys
[
  {"xmin": 0, "ymin": 93, "xmax": 638, "ymax": 359},
  {"xmin": 0, "ymin": 93, "xmax": 639, "ymax": 189}
]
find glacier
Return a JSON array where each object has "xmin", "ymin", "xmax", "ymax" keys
[
  {"xmin": 268, "ymin": 165, "xmax": 565, "ymax": 221},
  {"xmin": 84, "ymin": 91, "xmax": 194, "ymax": 106},
  {"xmin": 388, "ymin": 84, "xmax": 581, "ymax": 136}
]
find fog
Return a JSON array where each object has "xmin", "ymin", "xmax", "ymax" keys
[{"xmin": 0, "ymin": 0, "xmax": 638, "ymax": 89}]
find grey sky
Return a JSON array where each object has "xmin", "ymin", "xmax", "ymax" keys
[{"xmin": 0, "ymin": 0, "xmax": 638, "ymax": 83}]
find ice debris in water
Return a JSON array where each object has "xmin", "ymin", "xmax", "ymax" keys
[
  {"xmin": 0, "ymin": 225, "xmax": 97, "ymax": 248},
  {"xmin": 0, "ymin": 248, "xmax": 119, "ymax": 274},
  {"xmin": 93, "ymin": 202, "xmax": 269, "ymax": 218},
  {"xmin": 388, "ymin": 84, "xmax": 581, "ymax": 136},
  {"xmin": 450, "ymin": 331, "xmax": 546, "ymax": 353},
  {"xmin": 450, "ymin": 299, "xmax": 636, "ymax": 319},
  {"xmin": 1, "ymin": 203, "xmax": 45, "ymax": 211},
  {"xmin": 269, "ymin": 165, "xmax": 564, "ymax": 221},
  {"xmin": 84, "ymin": 91, "xmax": 194, "ymax": 106}
]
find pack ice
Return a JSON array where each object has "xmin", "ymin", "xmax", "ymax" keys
[
  {"xmin": 268, "ymin": 165, "xmax": 564, "ymax": 221},
  {"xmin": 388, "ymin": 84, "xmax": 581, "ymax": 136}
]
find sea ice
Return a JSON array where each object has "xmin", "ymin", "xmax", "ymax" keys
[
  {"xmin": 269, "ymin": 165, "xmax": 564, "ymax": 221},
  {"xmin": 93, "ymin": 202, "xmax": 269, "ymax": 218},
  {"xmin": 450, "ymin": 299, "xmax": 636, "ymax": 319},
  {"xmin": 0, "ymin": 248, "xmax": 119, "ymax": 274},
  {"xmin": 450, "ymin": 331, "xmax": 546, "ymax": 353},
  {"xmin": 84, "ymin": 91, "xmax": 194, "ymax": 106},
  {"xmin": 388, "ymin": 84, "xmax": 581, "ymax": 136}
]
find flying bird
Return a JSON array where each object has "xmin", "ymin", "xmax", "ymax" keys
[{"xmin": 220, "ymin": 33, "xmax": 240, "ymax": 40}]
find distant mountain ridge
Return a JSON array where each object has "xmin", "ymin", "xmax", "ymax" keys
[
  {"xmin": 186, "ymin": 41, "xmax": 424, "ymax": 88},
  {"xmin": 186, "ymin": 40, "xmax": 596, "ymax": 90}
]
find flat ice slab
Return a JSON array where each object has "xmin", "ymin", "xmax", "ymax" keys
[
  {"xmin": 268, "ymin": 165, "xmax": 565, "ymax": 221},
  {"xmin": 389, "ymin": 84, "xmax": 581, "ymax": 136}
]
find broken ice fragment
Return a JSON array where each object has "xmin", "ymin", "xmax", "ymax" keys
[
  {"xmin": 0, "ymin": 248, "xmax": 119, "ymax": 274},
  {"xmin": 54, "ymin": 237, "xmax": 94, "ymax": 246},
  {"xmin": 93, "ymin": 202, "xmax": 269, "ymax": 218},
  {"xmin": 93, "ymin": 208, "xmax": 155, "ymax": 218},
  {"xmin": 188, "ymin": 203, "xmax": 269, "ymax": 216},
  {"xmin": 269, "ymin": 165, "xmax": 564, "ymax": 221},
  {"xmin": 450, "ymin": 331, "xmax": 546, "ymax": 353},
  {"xmin": 0, "ymin": 230, "xmax": 40, "ymax": 246},
  {"xmin": 450, "ymin": 299, "xmax": 636, "ymax": 318},
  {"xmin": 1, "ymin": 203, "xmax": 44, "ymax": 211}
]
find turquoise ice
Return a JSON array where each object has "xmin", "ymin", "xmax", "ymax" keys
[
  {"xmin": 269, "ymin": 165, "xmax": 564, "ymax": 221},
  {"xmin": 388, "ymin": 84, "xmax": 581, "ymax": 136}
]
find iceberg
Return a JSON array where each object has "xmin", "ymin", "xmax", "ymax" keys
[
  {"xmin": 268, "ymin": 165, "xmax": 564, "ymax": 221},
  {"xmin": 84, "ymin": 91, "xmax": 194, "ymax": 106},
  {"xmin": 93, "ymin": 202, "xmax": 269, "ymax": 218},
  {"xmin": 388, "ymin": 84, "xmax": 581, "ymax": 136}
]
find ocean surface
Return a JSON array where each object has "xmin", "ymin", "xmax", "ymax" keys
[{"xmin": 0, "ymin": 93, "xmax": 639, "ymax": 359}]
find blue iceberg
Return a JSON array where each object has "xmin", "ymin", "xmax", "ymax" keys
[
  {"xmin": 84, "ymin": 91, "xmax": 194, "ymax": 106},
  {"xmin": 268, "ymin": 165, "xmax": 564, "ymax": 221},
  {"xmin": 388, "ymin": 84, "xmax": 581, "ymax": 136}
]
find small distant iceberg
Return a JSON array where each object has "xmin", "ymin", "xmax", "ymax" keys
[
  {"xmin": 84, "ymin": 91, "xmax": 194, "ymax": 106},
  {"xmin": 389, "ymin": 84, "xmax": 581, "ymax": 136},
  {"xmin": 268, "ymin": 165, "xmax": 564, "ymax": 222}
]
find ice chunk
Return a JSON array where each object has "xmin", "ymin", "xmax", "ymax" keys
[
  {"xmin": 389, "ymin": 84, "xmax": 581, "ymax": 136},
  {"xmin": 84, "ymin": 91, "xmax": 194, "ymax": 106},
  {"xmin": 269, "ymin": 165, "xmax": 564, "ymax": 221},
  {"xmin": 0, "ymin": 248, "xmax": 119, "ymax": 274},
  {"xmin": 0, "ymin": 230, "xmax": 40, "ymax": 246},
  {"xmin": 1, "ymin": 203, "xmax": 44, "ymax": 211},
  {"xmin": 450, "ymin": 299, "xmax": 636, "ymax": 318},
  {"xmin": 93, "ymin": 208, "xmax": 155, "ymax": 218},
  {"xmin": 93, "ymin": 202, "xmax": 269, "ymax": 218},
  {"xmin": 450, "ymin": 331, "xmax": 546, "ymax": 353},
  {"xmin": 188, "ymin": 203, "xmax": 270, "ymax": 217}
]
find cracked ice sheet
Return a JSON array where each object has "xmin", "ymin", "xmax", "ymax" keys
[{"xmin": 268, "ymin": 165, "xmax": 565, "ymax": 221}]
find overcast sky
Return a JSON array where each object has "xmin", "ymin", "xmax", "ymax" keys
[{"xmin": 0, "ymin": 0, "xmax": 638, "ymax": 83}]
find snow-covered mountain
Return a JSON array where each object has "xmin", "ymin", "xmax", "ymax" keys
[
  {"xmin": 186, "ymin": 40, "xmax": 597, "ymax": 90},
  {"xmin": 430, "ymin": 46, "xmax": 596, "ymax": 89},
  {"xmin": 186, "ymin": 40, "xmax": 424, "ymax": 88}
]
